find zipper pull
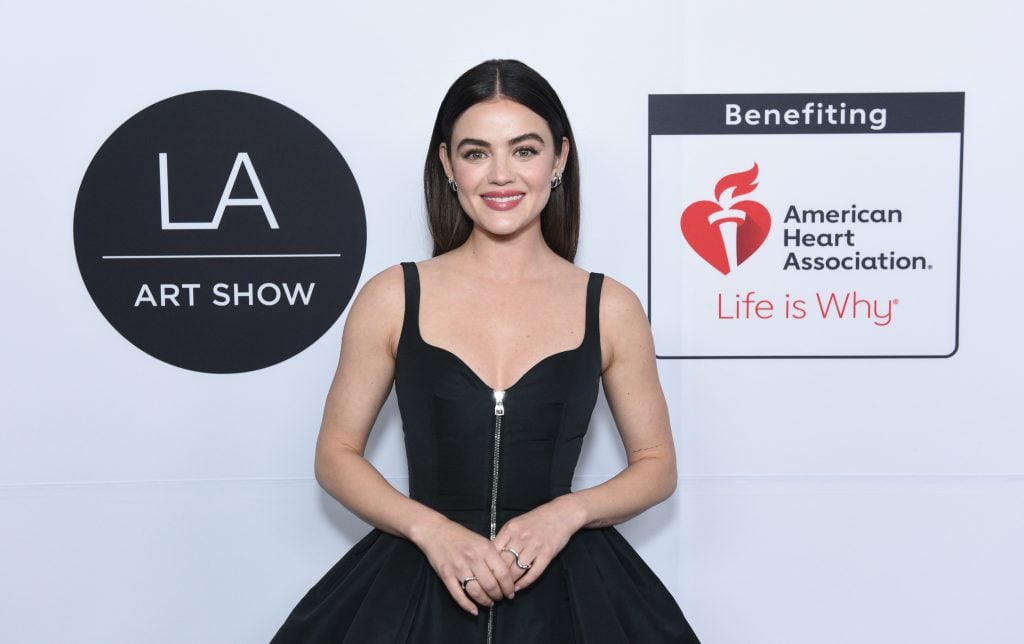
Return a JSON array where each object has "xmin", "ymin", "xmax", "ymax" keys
[{"xmin": 493, "ymin": 389, "xmax": 505, "ymax": 416}]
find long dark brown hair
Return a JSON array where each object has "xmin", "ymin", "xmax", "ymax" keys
[{"xmin": 423, "ymin": 60, "xmax": 580, "ymax": 261}]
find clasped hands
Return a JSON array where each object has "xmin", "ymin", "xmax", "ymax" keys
[{"xmin": 415, "ymin": 497, "xmax": 582, "ymax": 615}]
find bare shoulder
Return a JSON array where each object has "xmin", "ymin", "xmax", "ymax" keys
[
  {"xmin": 595, "ymin": 275, "xmax": 653, "ymax": 370},
  {"xmin": 342, "ymin": 264, "xmax": 406, "ymax": 356},
  {"xmin": 349, "ymin": 264, "xmax": 404, "ymax": 319},
  {"xmin": 597, "ymin": 275, "xmax": 647, "ymax": 327}
]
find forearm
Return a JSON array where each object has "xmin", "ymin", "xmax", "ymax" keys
[
  {"xmin": 558, "ymin": 453, "xmax": 677, "ymax": 530},
  {"xmin": 314, "ymin": 446, "xmax": 448, "ymax": 544}
]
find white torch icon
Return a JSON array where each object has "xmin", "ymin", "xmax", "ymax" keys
[{"xmin": 707, "ymin": 190, "xmax": 747, "ymax": 274}]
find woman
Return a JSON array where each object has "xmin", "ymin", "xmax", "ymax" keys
[{"xmin": 273, "ymin": 60, "xmax": 700, "ymax": 643}]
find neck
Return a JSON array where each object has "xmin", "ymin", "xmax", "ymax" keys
[{"xmin": 454, "ymin": 222, "xmax": 559, "ymax": 283}]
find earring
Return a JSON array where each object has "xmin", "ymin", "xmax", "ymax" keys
[
  {"xmin": 551, "ymin": 172, "xmax": 562, "ymax": 189},
  {"xmin": 447, "ymin": 176, "xmax": 458, "ymax": 192}
]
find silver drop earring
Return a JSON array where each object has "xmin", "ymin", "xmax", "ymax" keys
[
  {"xmin": 447, "ymin": 176, "xmax": 458, "ymax": 192},
  {"xmin": 551, "ymin": 171, "xmax": 562, "ymax": 189}
]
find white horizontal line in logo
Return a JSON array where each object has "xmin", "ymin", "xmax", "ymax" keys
[{"xmin": 101, "ymin": 253, "xmax": 342, "ymax": 259}]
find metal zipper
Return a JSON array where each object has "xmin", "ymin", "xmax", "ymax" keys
[{"xmin": 486, "ymin": 389, "xmax": 505, "ymax": 644}]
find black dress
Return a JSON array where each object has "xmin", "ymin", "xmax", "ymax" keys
[{"xmin": 272, "ymin": 263, "xmax": 700, "ymax": 643}]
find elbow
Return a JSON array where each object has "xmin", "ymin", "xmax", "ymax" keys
[
  {"xmin": 313, "ymin": 451, "xmax": 328, "ymax": 489},
  {"xmin": 661, "ymin": 466, "xmax": 678, "ymax": 502},
  {"xmin": 630, "ymin": 450, "xmax": 677, "ymax": 505},
  {"xmin": 659, "ymin": 462, "xmax": 675, "ymax": 501},
  {"xmin": 313, "ymin": 438, "xmax": 362, "ymax": 492},
  {"xmin": 312, "ymin": 441, "xmax": 338, "ymax": 491},
  {"xmin": 656, "ymin": 453, "xmax": 678, "ymax": 503}
]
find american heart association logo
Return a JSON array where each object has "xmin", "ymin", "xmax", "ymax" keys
[{"xmin": 680, "ymin": 163, "xmax": 771, "ymax": 275}]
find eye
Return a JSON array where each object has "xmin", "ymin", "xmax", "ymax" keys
[
  {"xmin": 513, "ymin": 146, "xmax": 539, "ymax": 158},
  {"xmin": 461, "ymin": 148, "xmax": 486, "ymax": 161}
]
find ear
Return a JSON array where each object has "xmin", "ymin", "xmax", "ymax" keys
[
  {"xmin": 439, "ymin": 143, "xmax": 454, "ymax": 179},
  {"xmin": 555, "ymin": 136, "xmax": 570, "ymax": 175}
]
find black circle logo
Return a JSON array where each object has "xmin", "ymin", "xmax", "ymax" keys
[{"xmin": 74, "ymin": 90, "xmax": 366, "ymax": 373}]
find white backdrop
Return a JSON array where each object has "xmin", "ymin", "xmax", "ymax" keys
[{"xmin": 2, "ymin": 1, "xmax": 1022, "ymax": 642}]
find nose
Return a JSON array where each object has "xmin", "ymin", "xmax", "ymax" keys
[{"xmin": 488, "ymin": 154, "xmax": 514, "ymax": 185}]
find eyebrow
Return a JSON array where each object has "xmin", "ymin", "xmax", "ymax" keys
[{"xmin": 456, "ymin": 132, "xmax": 546, "ymax": 149}]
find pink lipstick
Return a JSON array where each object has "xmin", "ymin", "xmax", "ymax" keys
[{"xmin": 481, "ymin": 191, "xmax": 525, "ymax": 211}]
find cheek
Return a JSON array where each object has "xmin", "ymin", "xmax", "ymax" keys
[
  {"xmin": 526, "ymin": 165, "xmax": 554, "ymax": 190},
  {"xmin": 454, "ymin": 189, "xmax": 475, "ymax": 215},
  {"xmin": 453, "ymin": 163, "xmax": 483, "ymax": 187},
  {"xmin": 531, "ymin": 156, "xmax": 558, "ymax": 179}
]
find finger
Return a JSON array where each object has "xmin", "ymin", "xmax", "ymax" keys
[
  {"xmin": 472, "ymin": 566, "xmax": 504, "ymax": 604},
  {"xmin": 444, "ymin": 576, "xmax": 480, "ymax": 615},
  {"xmin": 485, "ymin": 551, "xmax": 517, "ymax": 599},
  {"xmin": 464, "ymin": 576, "xmax": 495, "ymax": 608},
  {"xmin": 497, "ymin": 544, "xmax": 530, "ymax": 576},
  {"xmin": 513, "ymin": 553, "xmax": 550, "ymax": 592},
  {"xmin": 486, "ymin": 552, "xmax": 519, "ymax": 600},
  {"xmin": 494, "ymin": 524, "xmax": 522, "ymax": 554},
  {"xmin": 509, "ymin": 546, "xmax": 532, "ymax": 581},
  {"xmin": 456, "ymin": 569, "xmax": 495, "ymax": 608},
  {"xmin": 498, "ymin": 548, "xmax": 517, "ymax": 570}
]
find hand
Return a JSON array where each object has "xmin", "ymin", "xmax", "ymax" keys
[
  {"xmin": 493, "ymin": 495, "xmax": 585, "ymax": 592},
  {"xmin": 411, "ymin": 515, "xmax": 516, "ymax": 615}
]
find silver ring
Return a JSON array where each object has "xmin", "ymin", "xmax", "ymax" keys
[
  {"xmin": 502, "ymin": 547, "xmax": 531, "ymax": 571},
  {"xmin": 460, "ymin": 576, "xmax": 477, "ymax": 591}
]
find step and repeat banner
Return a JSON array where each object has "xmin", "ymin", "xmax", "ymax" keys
[{"xmin": 2, "ymin": 2, "xmax": 1021, "ymax": 643}]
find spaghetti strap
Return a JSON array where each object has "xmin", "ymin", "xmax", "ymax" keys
[
  {"xmin": 399, "ymin": 262, "xmax": 421, "ymax": 342},
  {"xmin": 584, "ymin": 272, "xmax": 604, "ymax": 349}
]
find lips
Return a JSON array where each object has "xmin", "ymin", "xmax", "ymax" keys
[{"xmin": 481, "ymin": 191, "xmax": 525, "ymax": 211}]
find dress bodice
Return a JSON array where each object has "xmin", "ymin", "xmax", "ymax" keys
[{"xmin": 395, "ymin": 262, "xmax": 604, "ymax": 535}]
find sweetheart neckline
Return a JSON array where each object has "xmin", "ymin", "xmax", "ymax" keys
[
  {"xmin": 405, "ymin": 262, "xmax": 596, "ymax": 392},
  {"xmin": 418, "ymin": 338, "xmax": 586, "ymax": 392}
]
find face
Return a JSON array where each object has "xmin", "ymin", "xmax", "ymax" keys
[{"xmin": 440, "ymin": 98, "xmax": 569, "ymax": 240}]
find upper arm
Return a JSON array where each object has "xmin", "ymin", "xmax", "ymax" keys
[
  {"xmin": 598, "ymin": 277, "xmax": 677, "ymax": 467},
  {"xmin": 315, "ymin": 265, "xmax": 405, "ymax": 462}
]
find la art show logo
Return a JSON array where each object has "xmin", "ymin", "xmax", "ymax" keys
[
  {"xmin": 648, "ymin": 92, "xmax": 964, "ymax": 358},
  {"xmin": 74, "ymin": 90, "xmax": 366, "ymax": 373}
]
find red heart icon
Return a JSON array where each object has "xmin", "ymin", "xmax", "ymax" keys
[{"xmin": 680, "ymin": 199, "xmax": 771, "ymax": 275}]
